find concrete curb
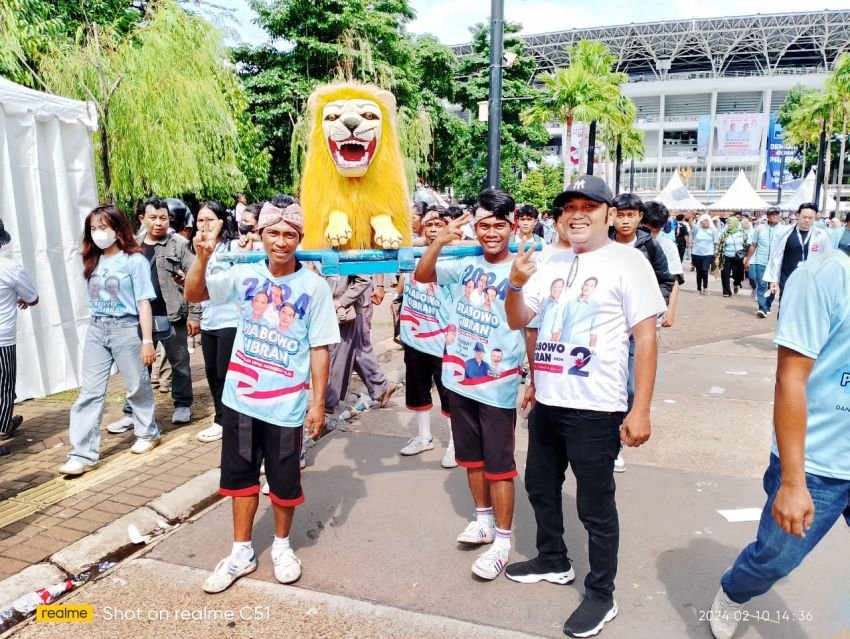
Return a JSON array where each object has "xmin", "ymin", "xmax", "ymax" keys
[
  {"xmin": 0, "ymin": 563, "xmax": 68, "ymax": 611},
  {"xmin": 148, "ymin": 468, "xmax": 221, "ymax": 523},
  {"xmin": 50, "ymin": 507, "xmax": 162, "ymax": 575}
]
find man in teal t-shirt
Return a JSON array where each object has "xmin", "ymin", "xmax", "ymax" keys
[{"xmin": 709, "ymin": 248, "xmax": 850, "ymax": 639}]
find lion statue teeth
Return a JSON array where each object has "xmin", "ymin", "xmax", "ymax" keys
[{"xmin": 300, "ymin": 82, "xmax": 413, "ymax": 251}]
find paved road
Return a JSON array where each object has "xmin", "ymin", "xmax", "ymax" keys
[{"xmin": 7, "ymin": 279, "xmax": 850, "ymax": 638}]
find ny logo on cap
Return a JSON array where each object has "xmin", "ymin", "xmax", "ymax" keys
[{"xmin": 574, "ymin": 179, "xmax": 586, "ymax": 189}]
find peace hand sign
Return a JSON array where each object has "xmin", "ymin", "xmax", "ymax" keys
[
  {"xmin": 436, "ymin": 212, "xmax": 472, "ymax": 247},
  {"xmin": 509, "ymin": 239, "xmax": 537, "ymax": 288},
  {"xmin": 193, "ymin": 217, "xmax": 223, "ymax": 259}
]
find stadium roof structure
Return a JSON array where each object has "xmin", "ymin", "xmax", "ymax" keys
[{"xmin": 453, "ymin": 10, "xmax": 850, "ymax": 81}]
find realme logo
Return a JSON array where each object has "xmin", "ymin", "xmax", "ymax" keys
[{"xmin": 35, "ymin": 604, "xmax": 94, "ymax": 623}]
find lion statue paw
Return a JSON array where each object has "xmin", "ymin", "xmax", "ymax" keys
[
  {"xmin": 371, "ymin": 215, "xmax": 403, "ymax": 250},
  {"xmin": 324, "ymin": 211, "xmax": 353, "ymax": 247}
]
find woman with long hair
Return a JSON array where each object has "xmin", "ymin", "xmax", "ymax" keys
[
  {"xmin": 194, "ymin": 201, "xmax": 240, "ymax": 443},
  {"xmin": 59, "ymin": 205, "xmax": 160, "ymax": 475}
]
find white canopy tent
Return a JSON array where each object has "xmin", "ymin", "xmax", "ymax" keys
[
  {"xmin": 780, "ymin": 169, "xmax": 838, "ymax": 213},
  {"xmin": 655, "ymin": 172, "xmax": 706, "ymax": 210},
  {"xmin": 0, "ymin": 77, "xmax": 98, "ymax": 400},
  {"xmin": 708, "ymin": 171, "xmax": 773, "ymax": 211}
]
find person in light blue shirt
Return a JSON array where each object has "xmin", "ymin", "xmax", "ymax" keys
[
  {"xmin": 195, "ymin": 201, "xmax": 241, "ymax": 443},
  {"xmin": 691, "ymin": 214, "xmax": 718, "ymax": 295},
  {"xmin": 709, "ymin": 247, "xmax": 850, "ymax": 639},
  {"xmin": 557, "ymin": 277, "xmax": 600, "ymax": 347},
  {"xmin": 744, "ymin": 207, "xmax": 781, "ymax": 318},
  {"xmin": 185, "ymin": 200, "xmax": 340, "ymax": 595}
]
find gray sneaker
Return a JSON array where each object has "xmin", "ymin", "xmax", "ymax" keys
[
  {"xmin": 106, "ymin": 416, "xmax": 134, "ymax": 434},
  {"xmin": 172, "ymin": 407, "xmax": 192, "ymax": 424}
]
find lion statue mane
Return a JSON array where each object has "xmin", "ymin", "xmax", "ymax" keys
[{"xmin": 300, "ymin": 82, "xmax": 412, "ymax": 250}]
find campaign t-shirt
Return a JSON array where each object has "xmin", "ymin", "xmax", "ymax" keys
[
  {"xmin": 772, "ymin": 250, "xmax": 850, "ymax": 480},
  {"xmin": 399, "ymin": 270, "xmax": 450, "ymax": 358},
  {"xmin": 657, "ymin": 235, "xmax": 683, "ymax": 276},
  {"xmin": 437, "ymin": 256, "xmax": 524, "ymax": 409},
  {"xmin": 692, "ymin": 226, "xmax": 718, "ymax": 256},
  {"xmin": 751, "ymin": 223, "xmax": 780, "ymax": 266},
  {"xmin": 208, "ymin": 261, "xmax": 340, "ymax": 428},
  {"xmin": 200, "ymin": 241, "xmax": 241, "ymax": 332},
  {"xmin": 87, "ymin": 252, "xmax": 155, "ymax": 318},
  {"xmin": 524, "ymin": 242, "xmax": 666, "ymax": 412}
]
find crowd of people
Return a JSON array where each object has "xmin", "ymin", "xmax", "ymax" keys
[{"xmin": 0, "ymin": 177, "xmax": 847, "ymax": 639}]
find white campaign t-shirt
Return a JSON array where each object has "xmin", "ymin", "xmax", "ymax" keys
[
  {"xmin": 0, "ymin": 257, "xmax": 38, "ymax": 347},
  {"xmin": 656, "ymin": 235, "xmax": 683, "ymax": 276},
  {"xmin": 524, "ymin": 242, "xmax": 666, "ymax": 412}
]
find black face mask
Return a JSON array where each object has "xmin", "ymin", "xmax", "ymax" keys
[{"xmin": 238, "ymin": 224, "xmax": 254, "ymax": 235}]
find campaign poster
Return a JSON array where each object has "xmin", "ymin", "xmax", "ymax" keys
[
  {"xmin": 764, "ymin": 114, "xmax": 796, "ymax": 189},
  {"xmin": 715, "ymin": 113, "xmax": 762, "ymax": 156}
]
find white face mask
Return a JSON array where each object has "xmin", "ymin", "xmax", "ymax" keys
[{"xmin": 91, "ymin": 228, "xmax": 117, "ymax": 250}]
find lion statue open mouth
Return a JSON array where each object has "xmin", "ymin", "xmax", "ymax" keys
[{"xmin": 300, "ymin": 83, "xmax": 412, "ymax": 250}]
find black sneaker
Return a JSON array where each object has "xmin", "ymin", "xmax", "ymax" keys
[
  {"xmin": 0, "ymin": 415, "xmax": 22, "ymax": 441},
  {"xmin": 564, "ymin": 597, "xmax": 618, "ymax": 638},
  {"xmin": 505, "ymin": 556, "xmax": 575, "ymax": 585}
]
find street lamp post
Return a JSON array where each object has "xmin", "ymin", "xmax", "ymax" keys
[{"xmin": 486, "ymin": 0, "xmax": 505, "ymax": 189}]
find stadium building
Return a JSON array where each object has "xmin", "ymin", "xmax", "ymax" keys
[{"xmin": 455, "ymin": 10, "xmax": 850, "ymax": 199}]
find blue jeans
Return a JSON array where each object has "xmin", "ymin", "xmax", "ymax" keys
[
  {"xmin": 721, "ymin": 454, "xmax": 850, "ymax": 604},
  {"xmin": 749, "ymin": 263, "xmax": 774, "ymax": 314},
  {"xmin": 68, "ymin": 316, "xmax": 160, "ymax": 465}
]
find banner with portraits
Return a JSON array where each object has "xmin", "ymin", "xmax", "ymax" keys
[{"xmin": 715, "ymin": 113, "xmax": 762, "ymax": 156}]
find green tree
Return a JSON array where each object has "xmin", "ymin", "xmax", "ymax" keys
[
  {"xmin": 522, "ymin": 40, "xmax": 625, "ymax": 188},
  {"xmin": 515, "ymin": 163, "xmax": 563, "ymax": 211},
  {"xmin": 451, "ymin": 21, "xmax": 548, "ymax": 201},
  {"xmin": 41, "ymin": 1, "xmax": 261, "ymax": 205},
  {"xmin": 778, "ymin": 85, "xmax": 819, "ymax": 177},
  {"xmin": 828, "ymin": 53, "xmax": 850, "ymax": 206}
]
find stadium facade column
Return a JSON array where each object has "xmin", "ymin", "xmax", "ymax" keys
[
  {"xmin": 757, "ymin": 88, "xmax": 773, "ymax": 190},
  {"xmin": 656, "ymin": 94, "xmax": 665, "ymax": 192},
  {"xmin": 704, "ymin": 90, "xmax": 718, "ymax": 191}
]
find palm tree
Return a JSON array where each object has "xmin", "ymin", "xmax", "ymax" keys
[
  {"xmin": 792, "ymin": 90, "xmax": 840, "ymax": 212},
  {"xmin": 522, "ymin": 40, "xmax": 624, "ymax": 187},
  {"xmin": 597, "ymin": 94, "xmax": 644, "ymax": 191},
  {"xmin": 828, "ymin": 53, "xmax": 850, "ymax": 209}
]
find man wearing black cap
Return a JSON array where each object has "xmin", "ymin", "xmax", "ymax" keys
[
  {"xmin": 744, "ymin": 207, "xmax": 781, "ymax": 318},
  {"xmin": 0, "ymin": 220, "xmax": 38, "ymax": 456},
  {"xmin": 505, "ymin": 175, "xmax": 666, "ymax": 638}
]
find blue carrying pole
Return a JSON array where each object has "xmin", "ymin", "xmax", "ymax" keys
[{"xmin": 218, "ymin": 243, "xmax": 541, "ymax": 276}]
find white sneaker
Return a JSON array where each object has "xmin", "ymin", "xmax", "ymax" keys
[
  {"xmin": 106, "ymin": 416, "xmax": 134, "ymax": 434},
  {"xmin": 130, "ymin": 437, "xmax": 161, "ymax": 454},
  {"xmin": 202, "ymin": 554, "xmax": 257, "ymax": 594},
  {"xmin": 441, "ymin": 445, "xmax": 458, "ymax": 468},
  {"xmin": 58, "ymin": 460, "xmax": 97, "ymax": 476},
  {"xmin": 197, "ymin": 423, "xmax": 223, "ymax": 442},
  {"xmin": 709, "ymin": 587, "xmax": 743, "ymax": 639},
  {"xmin": 261, "ymin": 481, "xmax": 270, "ymax": 495},
  {"xmin": 614, "ymin": 453, "xmax": 626, "ymax": 473},
  {"xmin": 456, "ymin": 520, "xmax": 495, "ymax": 545},
  {"xmin": 400, "ymin": 435, "xmax": 434, "ymax": 456},
  {"xmin": 172, "ymin": 407, "xmax": 192, "ymax": 424},
  {"xmin": 271, "ymin": 547, "xmax": 302, "ymax": 584},
  {"xmin": 472, "ymin": 545, "xmax": 510, "ymax": 580}
]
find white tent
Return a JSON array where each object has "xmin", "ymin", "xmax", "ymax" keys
[
  {"xmin": 0, "ymin": 77, "xmax": 98, "ymax": 400},
  {"xmin": 655, "ymin": 171, "xmax": 705, "ymax": 210},
  {"xmin": 708, "ymin": 171, "xmax": 773, "ymax": 211},
  {"xmin": 780, "ymin": 169, "xmax": 838, "ymax": 213}
]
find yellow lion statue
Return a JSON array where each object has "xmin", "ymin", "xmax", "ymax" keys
[{"xmin": 300, "ymin": 82, "xmax": 412, "ymax": 250}]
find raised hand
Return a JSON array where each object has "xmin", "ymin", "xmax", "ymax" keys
[
  {"xmin": 193, "ymin": 218, "xmax": 222, "ymax": 259},
  {"xmin": 436, "ymin": 212, "xmax": 472, "ymax": 247},
  {"xmin": 509, "ymin": 238, "xmax": 538, "ymax": 288}
]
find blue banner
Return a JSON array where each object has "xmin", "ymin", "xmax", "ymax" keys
[
  {"xmin": 697, "ymin": 115, "xmax": 710, "ymax": 160},
  {"xmin": 765, "ymin": 114, "xmax": 795, "ymax": 189}
]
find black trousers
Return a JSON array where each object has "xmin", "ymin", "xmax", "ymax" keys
[
  {"xmin": 0, "ymin": 345, "xmax": 15, "ymax": 433},
  {"xmin": 721, "ymin": 256, "xmax": 745, "ymax": 296},
  {"xmin": 201, "ymin": 327, "xmax": 237, "ymax": 424},
  {"xmin": 692, "ymin": 254, "xmax": 713, "ymax": 291},
  {"xmin": 525, "ymin": 402, "xmax": 624, "ymax": 602}
]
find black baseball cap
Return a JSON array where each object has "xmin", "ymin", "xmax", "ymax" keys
[
  {"xmin": 553, "ymin": 175, "xmax": 614, "ymax": 208},
  {"xmin": 766, "ymin": 207, "xmax": 780, "ymax": 215},
  {"xmin": 0, "ymin": 220, "xmax": 11, "ymax": 247}
]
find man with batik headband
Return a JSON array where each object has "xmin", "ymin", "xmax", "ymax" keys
[
  {"xmin": 415, "ymin": 189, "xmax": 525, "ymax": 582},
  {"xmin": 398, "ymin": 205, "xmax": 456, "ymax": 467},
  {"xmin": 186, "ymin": 199, "xmax": 340, "ymax": 594}
]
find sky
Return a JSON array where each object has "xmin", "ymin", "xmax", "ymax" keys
[{"xmin": 219, "ymin": 0, "xmax": 850, "ymax": 46}]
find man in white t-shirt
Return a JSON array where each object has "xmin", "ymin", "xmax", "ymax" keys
[
  {"xmin": 0, "ymin": 220, "xmax": 38, "ymax": 456},
  {"xmin": 504, "ymin": 175, "xmax": 666, "ymax": 638}
]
